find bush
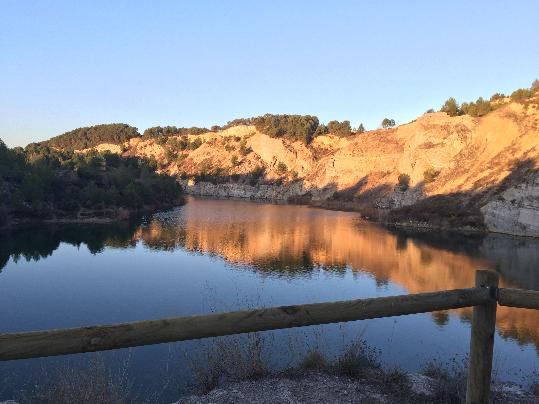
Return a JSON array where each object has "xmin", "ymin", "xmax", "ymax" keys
[
  {"xmin": 489, "ymin": 92, "xmax": 505, "ymax": 102},
  {"xmin": 440, "ymin": 98, "xmax": 460, "ymax": 117},
  {"xmin": 313, "ymin": 124, "xmax": 329, "ymax": 137},
  {"xmin": 381, "ymin": 118, "xmax": 395, "ymax": 128},
  {"xmin": 300, "ymin": 350, "xmax": 327, "ymax": 370},
  {"xmin": 460, "ymin": 97, "xmax": 491, "ymax": 117},
  {"xmin": 531, "ymin": 79, "xmax": 539, "ymax": 92},
  {"xmin": 276, "ymin": 162, "xmax": 287, "ymax": 175},
  {"xmin": 239, "ymin": 140, "xmax": 252, "ymax": 156},
  {"xmin": 511, "ymin": 88, "xmax": 534, "ymax": 102},
  {"xmin": 249, "ymin": 167, "xmax": 265, "ymax": 185},
  {"xmin": 398, "ymin": 174, "xmax": 410, "ymax": 190},
  {"xmin": 355, "ymin": 123, "xmax": 365, "ymax": 133},
  {"xmin": 253, "ymin": 114, "xmax": 320, "ymax": 144},
  {"xmin": 327, "ymin": 120, "xmax": 352, "ymax": 137},
  {"xmin": 333, "ymin": 342, "xmax": 380, "ymax": 378},
  {"xmin": 423, "ymin": 168, "xmax": 440, "ymax": 183},
  {"xmin": 188, "ymin": 138, "xmax": 203, "ymax": 150},
  {"xmin": 143, "ymin": 126, "xmax": 179, "ymax": 138}
]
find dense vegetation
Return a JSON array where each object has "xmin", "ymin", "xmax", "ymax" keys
[
  {"xmin": 327, "ymin": 120, "xmax": 352, "ymax": 137},
  {"xmin": 142, "ymin": 126, "xmax": 208, "ymax": 139},
  {"xmin": 0, "ymin": 139, "xmax": 182, "ymax": 227},
  {"xmin": 440, "ymin": 79, "xmax": 538, "ymax": 117},
  {"xmin": 43, "ymin": 124, "xmax": 140, "ymax": 150},
  {"xmin": 252, "ymin": 114, "xmax": 320, "ymax": 144},
  {"xmin": 221, "ymin": 115, "xmax": 356, "ymax": 144}
]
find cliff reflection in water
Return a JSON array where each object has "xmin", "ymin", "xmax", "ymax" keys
[
  {"xmin": 139, "ymin": 199, "xmax": 539, "ymax": 351},
  {"xmin": 2, "ymin": 197, "xmax": 539, "ymax": 351}
]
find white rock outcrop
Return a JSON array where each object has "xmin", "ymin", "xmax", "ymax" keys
[{"xmin": 481, "ymin": 175, "xmax": 539, "ymax": 237}]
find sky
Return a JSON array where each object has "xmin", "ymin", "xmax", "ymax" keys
[{"xmin": 1, "ymin": 1, "xmax": 538, "ymax": 147}]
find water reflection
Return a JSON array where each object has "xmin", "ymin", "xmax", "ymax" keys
[
  {"xmin": 0, "ymin": 221, "xmax": 140, "ymax": 271},
  {"xmin": 2, "ymin": 197, "xmax": 539, "ymax": 351}
]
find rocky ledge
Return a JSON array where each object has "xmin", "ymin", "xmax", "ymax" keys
[
  {"xmin": 183, "ymin": 179, "xmax": 539, "ymax": 238},
  {"xmin": 176, "ymin": 371, "xmax": 538, "ymax": 404}
]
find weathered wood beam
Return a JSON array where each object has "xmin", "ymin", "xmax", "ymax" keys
[
  {"xmin": 498, "ymin": 288, "xmax": 539, "ymax": 310},
  {"xmin": 466, "ymin": 270, "xmax": 499, "ymax": 404},
  {"xmin": 0, "ymin": 287, "xmax": 489, "ymax": 361}
]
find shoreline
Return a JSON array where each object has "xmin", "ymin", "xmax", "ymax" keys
[
  {"xmin": 177, "ymin": 369, "xmax": 537, "ymax": 404},
  {"xmin": 185, "ymin": 192, "xmax": 500, "ymax": 237},
  {"xmin": 0, "ymin": 198, "xmax": 185, "ymax": 231},
  {"xmin": 3, "ymin": 193, "xmax": 537, "ymax": 241}
]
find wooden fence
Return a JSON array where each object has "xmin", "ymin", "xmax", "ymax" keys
[{"xmin": 1, "ymin": 269, "xmax": 539, "ymax": 403}]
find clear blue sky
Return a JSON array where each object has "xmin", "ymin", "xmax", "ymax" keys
[{"xmin": 1, "ymin": 1, "xmax": 538, "ymax": 147}]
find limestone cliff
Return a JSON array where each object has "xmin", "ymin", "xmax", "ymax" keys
[{"xmin": 93, "ymin": 99, "xmax": 539, "ymax": 237}]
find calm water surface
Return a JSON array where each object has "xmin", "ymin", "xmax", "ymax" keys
[{"xmin": 1, "ymin": 197, "xmax": 538, "ymax": 401}]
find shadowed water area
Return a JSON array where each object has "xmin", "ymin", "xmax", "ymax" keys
[{"xmin": 1, "ymin": 197, "xmax": 538, "ymax": 401}]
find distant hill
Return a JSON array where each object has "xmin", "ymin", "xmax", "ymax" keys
[
  {"xmin": 42, "ymin": 123, "xmax": 140, "ymax": 150},
  {"xmin": 37, "ymin": 82, "xmax": 539, "ymax": 237}
]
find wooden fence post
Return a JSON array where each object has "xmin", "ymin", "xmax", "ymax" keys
[{"xmin": 465, "ymin": 269, "xmax": 499, "ymax": 404}]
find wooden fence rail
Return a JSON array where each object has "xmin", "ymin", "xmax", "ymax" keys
[
  {"xmin": 1, "ymin": 269, "xmax": 539, "ymax": 404},
  {"xmin": 498, "ymin": 288, "xmax": 539, "ymax": 309},
  {"xmin": 0, "ymin": 287, "xmax": 488, "ymax": 361}
]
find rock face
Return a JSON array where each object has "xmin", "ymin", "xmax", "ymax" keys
[
  {"xmin": 93, "ymin": 99, "xmax": 539, "ymax": 237},
  {"xmin": 181, "ymin": 181, "xmax": 334, "ymax": 201},
  {"xmin": 481, "ymin": 174, "xmax": 539, "ymax": 237}
]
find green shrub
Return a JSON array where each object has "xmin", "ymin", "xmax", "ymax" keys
[
  {"xmin": 440, "ymin": 98, "xmax": 461, "ymax": 117},
  {"xmin": 511, "ymin": 88, "xmax": 534, "ymax": 102},
  {"xmin": 253, "ymin": 114, "xmax": 320, "ymax": 144},
  {"xmin": 424, "ymin": 168, "xmax": 440, "ymax": 183},
  {"xmin": 249, "ymin": 167, "xmax": 265, "ymax": 185},
  {"xmin": 489, "ymin": 92, "xmax": 505, "ymax": 102},
  {"xmin": 327, "ymin": 120, "xmax": 352, "ymax": 136},
  {"xmin": 239, "ymin": 140, "xmax": 252, "ymax": 156},
  {"xmin": 398, "ymin": 173, "xmax": 410, "ymax": 190},
  {"xmin": 333, "ymin": 342, "xmax": 380, "ymax": 378},
  {"xmin": 313, "ymin": 124, "xmax": 328, "ymax": 137},
  {"xmin": 460, "ymin": 97, "xmax": 491, "ymax": 117},
  {"xmin": 164, "ymin": 148, "xmax": 176, "ymax": 162},
  {"xmin": 300, "ymin": 350, "xmax": 327, "ymax": 370},
  {"xmin": 381, "ymin": 118, "xmax": 396, "ymax": 128},
  {"xmin": 188, "ymin": 138, "xmax": 203, "ymax": 150},
  {"xmin": 276, "ymin": 162, "xmax": 287, "ymax": 175},
  {"xmin": 155, "ymin": 136, "xmax": 167, "ymax": 145}
]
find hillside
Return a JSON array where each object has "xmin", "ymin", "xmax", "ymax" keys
[
  {"xmin": 0, "ymin": 143, "xmax": 184, "ymax": 227},
  {"xmin": 52, "ymin": 95, "xmax": 539, "ymax": 237}
]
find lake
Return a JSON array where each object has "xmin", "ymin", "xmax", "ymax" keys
[{"xmin": 1, "ymin": 197, "xmax": 538, "ymax": 401}]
